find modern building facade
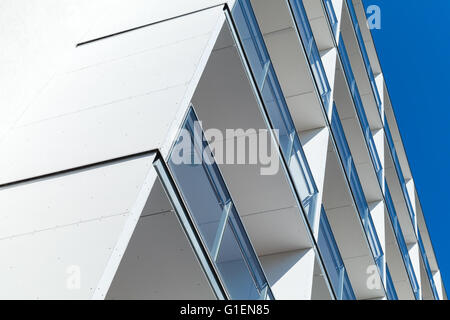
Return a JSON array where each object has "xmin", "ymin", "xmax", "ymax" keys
[{"xmin": 0, "ymin": 0, "xmax": 446, "ymax": 300}]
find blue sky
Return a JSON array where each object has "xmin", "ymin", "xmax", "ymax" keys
[{"xmin": 362, "ymin": 0, "xmax": 450, "ymax": 292}]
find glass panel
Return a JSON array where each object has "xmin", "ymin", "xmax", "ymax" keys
[
  {"xmin": 260, "ymin": 60, "xmax": 319, "ymax": 222},
  {"xmin": 228, "ymin": 206, "xmax": 267, "ymax": 292},
  {"xmin": 232, "ymin": 0, "xmax": 320, "ymax": 224},
  {"xmin": 168, "ymin": 107, "xmax": 272, "ymax": 300},
  {"xmin": 418, "ymin": 232, "xmax": 440, "ymax": 300},
  {"xmin": 345, "ymin": 0, "xmax": 382, "ymax": 112},
  {"xmin": 323, "ymin": 0, "xmax": 339, "ymax": 35},
  {"xmin": 385, "ymin": 119, "xmax": 416, "ymax": 228},
  {"xmin": 232, "ymin": 0, "xmax": 270, "ymax": 88},
  {"xmin": 386, "ymin": 267, "xmax": 398, "ymax": 300},
  {"xmin": 215, "ymin": 222, "xmax": 261, "ymax": 300},
  {"xmin": 338, "ymin": 37, "xmax": 383, "ymax": 188},
  {"xmin": 290, "ymin": 0, "xmax": 332, "ymax": 113},
  {"xmin": 169, "ymin": 119, "xmax": 228, "ymax": 251},
  {"xmin": 317, "ymin": 207, "xmax": 356, "ymax": 300},
  {"xmin": 331, "ymin": 104, "xmax": 352, "ymax": 174},
  {"xmin": 342, "ymin": 272, "xmax": 355, "ymax": 300},
  {"xmin": 386, "ymin": 183, "xmax": 420, "ymax": 299},
  {"xmin": 331, "ymin": 105, "xmax": 385, "ymax": 282}
]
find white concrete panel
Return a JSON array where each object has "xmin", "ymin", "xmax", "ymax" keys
[
  {"xmin": 18, "ymin": 37, "xmax": 207, "ymax": 126},
  {"xmin": 0, "ymin": 153, "xmax": 156, "ymax": 299},
  {"xmin": 375, "ymin": 73, "xmax": 384, "ymax": 114},
  {"xmin": 373, "ymin": 128, "xmax": 385, "ymax": 188},
  {"xmin": 303, "ymin": 0, "xmax": 325, "ymax": 20},
  {"xmin": 345, "ymin": 255, "xmax": 385, "ymax": 300},
  {"xmin": 326, "ymin": 205, "xmax": 367, "ymax": 259},
  {"xmin": 80, "ymin": 0, "xmax": 233, "ymax": 43},
  {"xmin": 0, "ymin": 7, "xmax": 225, "ymax": 184},
  {"xmin": 299, "ymin": 127, "xmax": 330, "ymax": 235},
  {"xmin": 433, "ymin": 270, "xmax": 444, "ymax": 300},
  {"xmin": 0, "ymin": 88, "xmax": 182, "ymax": 185},
  {"xmin": 260, "ymin": 249, "xmax": 315, "ymax": 300},
  {"xmin": 0, "ymin": 156, "xmax": 154, "ymax": 239},
  {"xmin": 323, "ymin": 149, "xmax": 353, "ymax": 210},
  {"xmin": 0, "ymin": 214, "xmax": 128, "ymax": 300},
  {"xmin": 408, "ymin": 242, "xmax": 421, "ymax": 298},
  {"xmin": 242, "ymin": 207, "xmax": 311, "ymax": 256},
  {"xmin": 405, "ymin": 179, "xmax": 417, "ymax": 229},
  {"xmin": 321, "ymin": 48, "xmax": 338, "ymax": 118},
  {"xmin": 250, "ymin": 0, "xmax": 292, "ymax": 35},
  {"xmin": 263, "ymin": 28, "xmax": 315, "ymax": 98},
  {"xmin": 107, "ymin": 211, "xmax": 215, "ymax": 300},
  {"xmin": 0, "ymin": 0, "xmax": 111, "ymax": 140},
  {"xmin": 331, "ymin": 0, "xmax": 344, "ymax": 36},
  {"xmin": 286, "ymin": 92, "xmax": 324, "ymax": 131},
  {"xmin": 369, "ymin": 201, "xmax": 385, "ymax": 261}
]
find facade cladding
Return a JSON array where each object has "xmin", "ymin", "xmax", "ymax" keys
[{"xmin": 0, "ymin": 0, "xmax": 445, "ymax": 300}]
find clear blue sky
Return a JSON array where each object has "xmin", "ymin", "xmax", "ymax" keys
[{"xmin": 362, "ymin": 0, "xmax": 450, "ymax": 292}]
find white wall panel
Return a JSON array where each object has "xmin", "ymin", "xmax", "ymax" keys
[
  {"xmin": 260, "ymin": 249, "xmax": 315, "ymax": 300},
  {"xmin": 0, "ymin": 153, "xmax": 156, "ymax": 299},
  {"xmin": 80, "ymin": 0, "xmax": 234, "ymax": 43},
  {"xmin": 0, "ymin": 214, "xmax": 128, "ymax": 300},
  {"xmin": 0, "ymin": 6, "xmax": 225, "ymax": 184}
]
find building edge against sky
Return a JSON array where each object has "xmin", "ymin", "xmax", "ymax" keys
[
  {"xmin": 357, "ymin": 0, "xmax": 448, "ymax": 300},
  {"xmin": 0, "ymin": 0, "xmax": 445, "ymax": 300}
]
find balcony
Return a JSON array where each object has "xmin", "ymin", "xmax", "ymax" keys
[
  {"xmin": 168, "ymin": 107, "xmax": 273, "ymax": 300},
  {"xmin": 289, "ymin": 0, "xmax": 332, "ymax": 114},
  {"xmin": 345, "ymin": 0, "xmax": 382, "ymax": 113},
  {"xmin": 287, "ymin": 0, "xmax": 389, "ymax": 299},
  {"xmin": 321, "ymin": 0, "xmax": 421, "ymax": 299},
  {"xmin": 385, "ymin": 184, "xmax": 420, "ymax": 299},
  {"xmin": 337, "ymin": 37, "xmax": 383, "ymax": 186},
  {"xmin": 385, "ymin": 119, "xmax": 416, "ymax": 231},
  {"xmin": 232, "ymin": 0, "xmax": 320, "ymax": 224},
  {"xmin": 330, "ymin": 104, "xmax": 388, "ymax": 293}
]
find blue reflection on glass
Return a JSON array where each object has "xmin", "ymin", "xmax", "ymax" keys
[
  {"xmin": 386, "ymin": 267, "xmax": 398, "ymax": 300},
  {"xmin": 323, "ymin": 0, "xmax": 339, "ymax": 36}
]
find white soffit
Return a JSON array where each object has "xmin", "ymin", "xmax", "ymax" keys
[
  {"xmin": 0, "ymin": 153, "xmax": 156, "ymax": 299},
  {"xmin": 0, "ymin": 6, "xmax": 225, "ymax": 184}
]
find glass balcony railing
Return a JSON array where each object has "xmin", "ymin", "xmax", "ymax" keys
[
  {"xmin": 385, "ymin": 183, "xmax": 420, "ymax": 299},
  {"xmin": 345, "ymin": 0, "xmax": 382, "ymax": 113},
  {"xmin": 325, "ymin": 0, "xmax": 437, "ymax": 299},
  {"xmin": 232, "ymin": 0, "xmax": 319, "ymax": 226},
  {"xmin": 289, "ymin": 0, "xmax": 332, "ymax": 114},
  {"xmin": 418, "ymin": 232, "xmax": 440, "ymax": 300},
  {"xmin": 323, "ymin": 0, "xmax": 339, "ymax": 36},
  {"xmin": 337, "ymin": 38, "xmax": 383, "ymax": 186},
  {"xmin": 386, "ymin": 267, "xmax": 398, "ymax": 300},
  {"xmin": 352, "ymin": 0, "xmax": 436, "ymax": 296},
  {"xmin": 317, "ymin": 207, "xmax": 356, "ymax": 300},
  {"xmin": 168, "ymin": 107, "xmax": 273, "ymax": 300},
  {"xmin": 330, "ymin": 104, "xmax": 390, "ymax": 295},
  {"xmin": 384, "ymin": 118, "xmax": 416, "ymax": 230}
]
